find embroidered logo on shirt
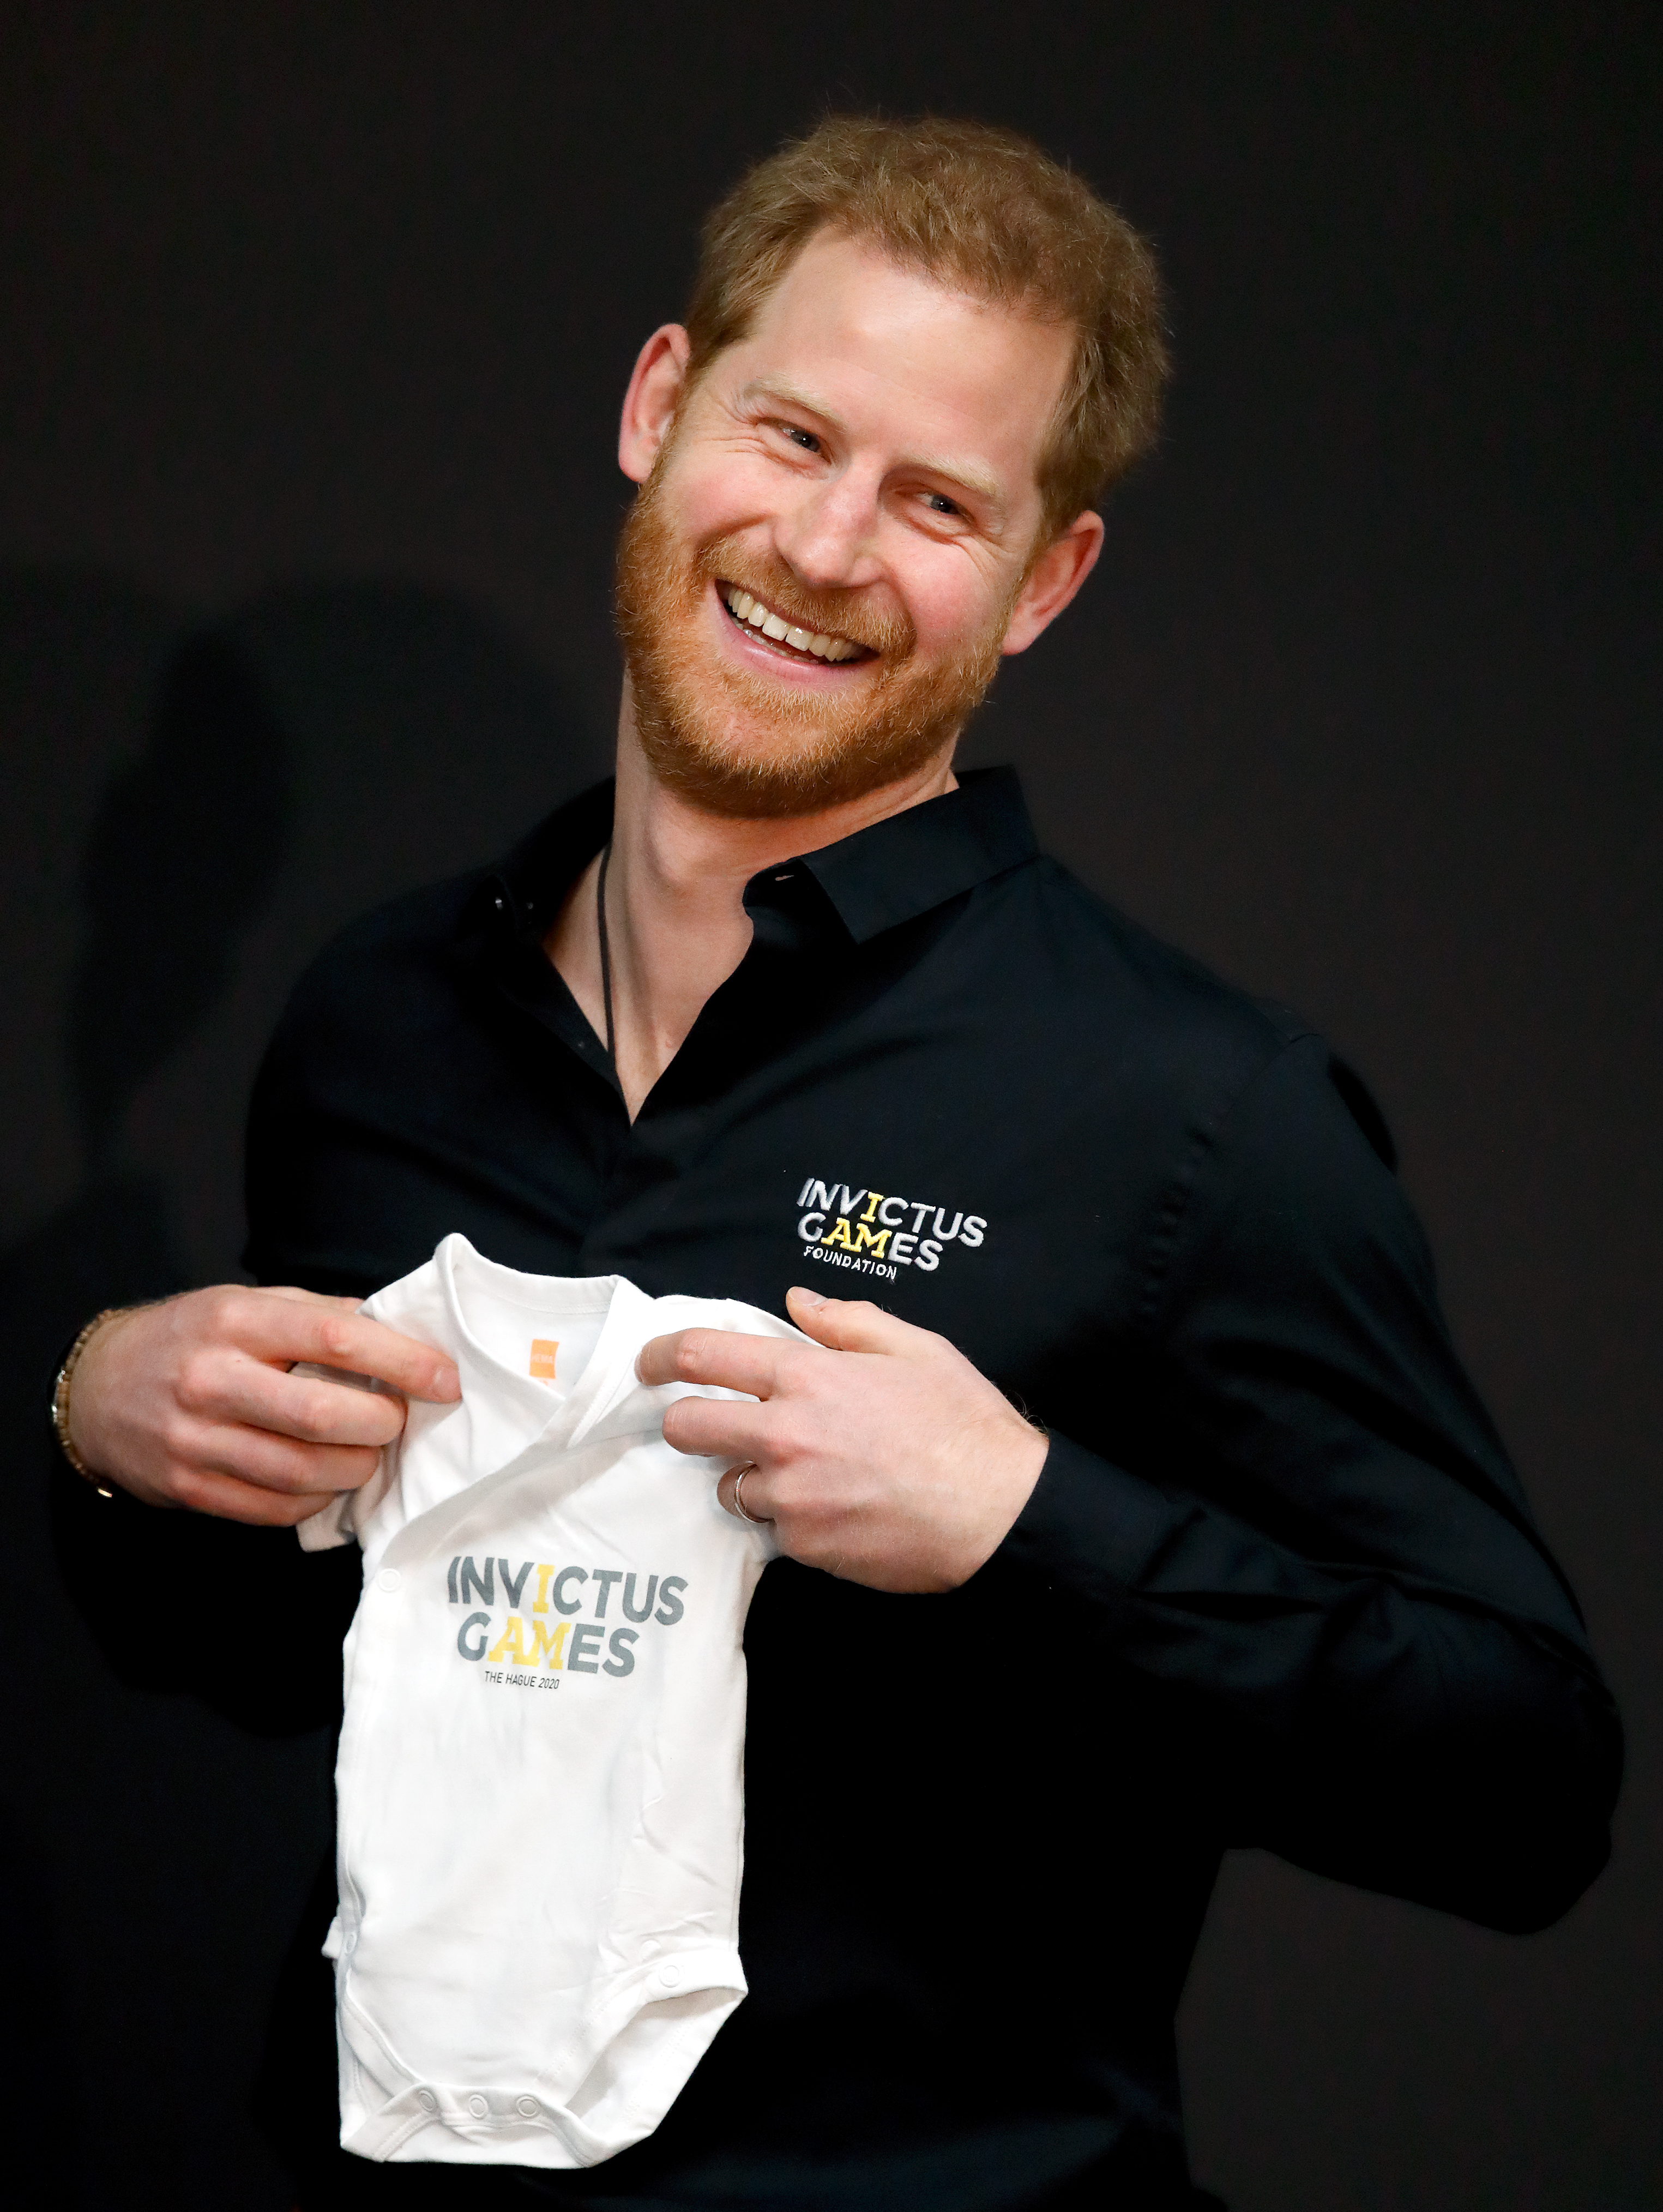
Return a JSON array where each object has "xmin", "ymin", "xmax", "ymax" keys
[
  {"xmin": 528, "ymin": 1339, "xmax": 560, "ymax": 1381},
  {"xmin": 792, "ymin": 1177, "xmax": 986, "ymax": 1282}
]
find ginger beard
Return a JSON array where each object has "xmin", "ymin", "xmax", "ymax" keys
[{"xmin": 614, "ymin": 447, "xmax": 1021, "ymax": 819}]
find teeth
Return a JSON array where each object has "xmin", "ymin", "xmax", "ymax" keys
[{"xmin": 725, "ymin": 584, "xmax": 861, "ymax": 663}]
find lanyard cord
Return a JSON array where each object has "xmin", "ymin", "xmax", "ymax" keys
[{"xmin": 595, "ymin": 841, "xmax": 616, "ymax": 1071}]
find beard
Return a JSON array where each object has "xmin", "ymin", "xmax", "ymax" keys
[{"xmin": 613, "ymin": 461, "xmax": 1015, "ymax": 820}]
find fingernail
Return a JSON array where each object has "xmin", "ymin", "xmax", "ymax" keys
[{"xmin": 791, "ymin": 1286, "xmax": 826, "ymax": 1310}]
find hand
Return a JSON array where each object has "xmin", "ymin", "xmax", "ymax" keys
[
  {"xmin": 635, "ymin": 1288, "xmax": 1049, "ymax": 1592},
  {"xmin": 67, "ymin": 1285, "xmax": 461, "ymax": 1525}
]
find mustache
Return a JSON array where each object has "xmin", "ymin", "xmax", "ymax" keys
[{"xmin": 692, "ymin": 534, "xmax": 916, "ymax": 662}]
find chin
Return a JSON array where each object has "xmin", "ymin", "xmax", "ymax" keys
[
  {"xmin": 618, "ymin": 563, "xmax": 999, "ymax": 820},
  {"xmin": 635, "ymin": 694, "xmax": 960, "ymax": 819}
]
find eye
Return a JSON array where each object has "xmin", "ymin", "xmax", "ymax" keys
[
  {"xmin": 776, "ymin": 422, "xmax": 822, "ymax": 454},
  {"xmin": 923, "ymin": 492, "xmax": 963, "ymax": 518}
]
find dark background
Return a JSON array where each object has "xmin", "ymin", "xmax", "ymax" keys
[{"xmin": 2, "ymin": 4, "xmax": 1657, "ymax": 2206}]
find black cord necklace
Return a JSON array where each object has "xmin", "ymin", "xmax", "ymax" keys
[{"xmin": 595, "ymin": 841, "xmax": 616, "ymax": 1068}]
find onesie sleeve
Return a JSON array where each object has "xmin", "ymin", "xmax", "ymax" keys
[{"xmin": 999, "ymin": 1033, "xmax": 1622, "ymax": 1933}]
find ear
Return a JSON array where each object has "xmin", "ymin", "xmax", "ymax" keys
[
  {"xmin": 999, "ymin": 509, "xmax": 1105, "ymax": 656},
  {"xmin": 619, "ymin": 324, "xmax": 692, "ymax": 484}
]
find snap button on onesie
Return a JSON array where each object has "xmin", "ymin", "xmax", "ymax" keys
[{"xmin": 298, "ymin": 1233, "xmax": 802, "ymax": 2168}]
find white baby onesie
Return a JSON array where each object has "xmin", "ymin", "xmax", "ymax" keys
[{"xmin": 296, "ymin": 1232, "xmax": 802, "ymax": 2168}]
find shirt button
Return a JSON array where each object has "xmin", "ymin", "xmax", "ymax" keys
[
  {"xmin": 656, "ymin": 1963, "xmax": 682, "ymax": 1989},
  {"xmin": 417, "ymin": 2090, "xmax": 437, "ymax": 2112},
  {"xmin": 376, "ymin": 1568, "xmax": 401, "ymax": 1594},
  {"xmin": 516, "ymin": 2096, "xmax": 540, "ymax": 2118},
  {"xmin": 468, "ymin": 2094, "xmax": 489, "ymax": 2118}
]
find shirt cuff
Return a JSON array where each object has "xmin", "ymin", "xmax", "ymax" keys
[{"xmin": 998, "ymin": 1430, "xmax": 1184, "ymax": 1616}]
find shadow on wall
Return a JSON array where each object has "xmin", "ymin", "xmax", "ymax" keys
[
  {"xmin": 0, "ymin": 568, "xmax": 599, "ymax": 2210},
  {"xmin": 73, "ymin": 632, "xmax": 293, "ymax": 1165}
]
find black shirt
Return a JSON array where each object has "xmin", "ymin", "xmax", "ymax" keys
[{"xmin": 244, "ymin": 767, "xmax": 1619, "ymax": 2210}]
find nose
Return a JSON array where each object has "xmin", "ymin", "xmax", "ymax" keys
[{"xmin": 772, "ymin": 465, "xmax": 885, "ymax": 592}]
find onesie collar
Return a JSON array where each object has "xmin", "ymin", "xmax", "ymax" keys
[{"xmin": 432, "ymin": 1233, "xmax": 657, "ymax": 1457}]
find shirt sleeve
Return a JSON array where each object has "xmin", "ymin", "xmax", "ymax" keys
[{"xmin": 999, "ymin": 1032, "xmax": 1622, "ymax": 1933}]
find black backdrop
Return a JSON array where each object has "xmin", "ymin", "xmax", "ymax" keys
[{"xmin": 2, "ymin": 5, "xmax": 1658, "ymax": 2207}]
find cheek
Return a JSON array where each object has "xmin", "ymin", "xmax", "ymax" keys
[
  {"xmin": 895, "ymin": 554, "xmax": 1007, "ymax": 659},
  {"xmin": 667, "ymin": 449, "xmax": 782, "ymax": 550}
]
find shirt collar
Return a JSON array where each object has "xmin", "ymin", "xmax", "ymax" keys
[
  {"xmin": 794, "ymin": 766, "xmax": 1038, "ymax": 944},
  {"xmin": 464, "ymin": 764, "xmax": 1038, "ymax": 948}
]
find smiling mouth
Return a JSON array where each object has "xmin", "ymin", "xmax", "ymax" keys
[{"xmin": 719, "ymin": 582, "xmax": 875, "ymax": 666}]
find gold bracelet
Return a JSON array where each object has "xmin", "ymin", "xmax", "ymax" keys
[{"xmin": 52, "ymin": 1308, "xmax": 126, "ymax": 1498}]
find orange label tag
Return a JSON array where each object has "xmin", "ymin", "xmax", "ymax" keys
[{"xmin": 528, "ymin": 1339, "xmax": 559, "ymax": 1380}]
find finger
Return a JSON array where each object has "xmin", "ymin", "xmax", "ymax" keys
[
  {"xmin": 783, "ymin": 1287, "xmax": 936, "ymax": 1357},
  {"xmin": 715, "ymin": 1461, "xmax": 778, "ymax": 1524},
  {"xmin": 227, "ymin": 1290, "xmax": 460, "ymax": 1402},
  {"xmin": 636, "ymin": 1327, "xmax": 793, "ymax": 1399},
  {"xmin": 287, "ymin": 1311, "xmax": 460, "ymax": 1402},
  {"xmin": 188, "ymin": 1345, "xmax": 407, "ymax": 1451},
  {"xmin": 659, "ymin": 1394, "xmax": 773, "ymax": 1464},
  {"xmin": 191, "ymin": 1424, "xmax": 385, "ymax": 1497},
  {"xmin": 168, "ymin": 1460, "xmax": 354, "ymax": 1528}
]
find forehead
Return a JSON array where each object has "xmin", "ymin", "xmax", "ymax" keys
[{"xmin": 722, "ymin": 230, "xmax": 1075, "ymax": 505}]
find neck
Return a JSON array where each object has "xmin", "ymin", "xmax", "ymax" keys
[{"xmin": 545, "ymin": 674, "xmax": 959, "ymax": 1119}]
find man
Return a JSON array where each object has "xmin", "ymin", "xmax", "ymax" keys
[{"xmin": 58, "ymin": 117, "xmax": 1619, "ymax": 2209}]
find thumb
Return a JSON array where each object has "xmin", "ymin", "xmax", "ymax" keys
[{"xmin": 784, "ymin": 1286, "xmax": 929, "ymax": 1356}]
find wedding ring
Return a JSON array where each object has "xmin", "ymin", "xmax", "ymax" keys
[{"xmin": 730, "ymin": 1464, "xmax": 771, "ymax": 1526}]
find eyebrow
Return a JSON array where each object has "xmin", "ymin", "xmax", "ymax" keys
[{"xmin": 734, "ymin": 375, "xmax": 1008, "ymax": 516}]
